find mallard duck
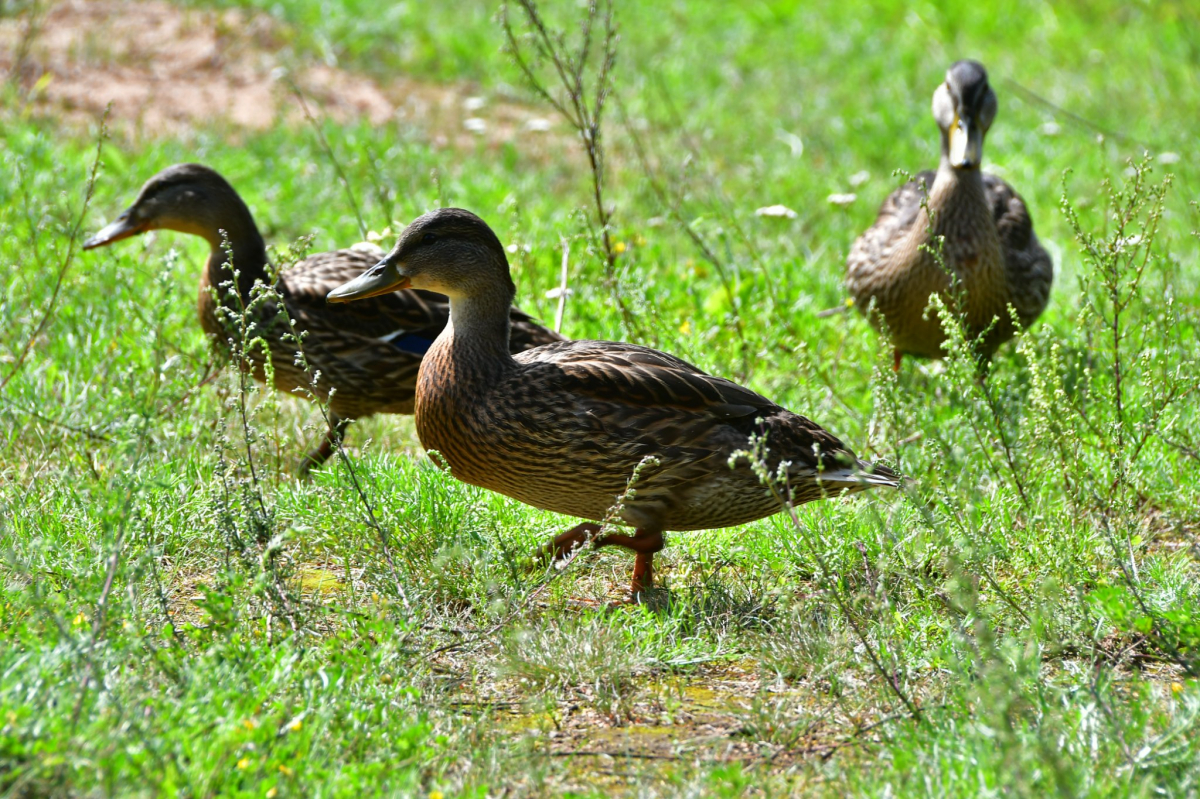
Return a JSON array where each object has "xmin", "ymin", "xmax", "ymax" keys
[
  {"xmin": 846, "ymin": 60, "xmax": 1053, "ymax": 368},
  {"xmin": 82, "ymin": 164, "xmax": 562, "ymax": 474},
  {"xmin": 328, "ymin": 208, "xmax": 898, "ymax": 601}
]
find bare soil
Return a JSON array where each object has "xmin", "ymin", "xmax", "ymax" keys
[{"xmin": 1, "ymin": 0, "xmax": 562, "ymax": 147}]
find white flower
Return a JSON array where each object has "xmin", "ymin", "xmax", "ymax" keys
[
  {"xmin": 827, "ymin": 193, "xmax": 857, "ymax": 207},
  {"xmin": 755, "ymin": 204, "xmax": 797, "ymax": 219}
]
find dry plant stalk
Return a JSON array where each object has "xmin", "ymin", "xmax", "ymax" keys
[{"xmin": 501, "ymin": 0, "xmax": 641, "ymax": 335}]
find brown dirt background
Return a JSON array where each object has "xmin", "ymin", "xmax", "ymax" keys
[{"xmin": 1, "ymin": 0, "xmax": 562, "ymax": 147}]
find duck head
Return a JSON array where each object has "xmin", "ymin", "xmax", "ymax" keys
[
  {"xmin": 83, "ymin": 163, "xmax": 253, "ymax": 250},
  {"xmin": 932, "ymin": 60, "xmax": 998, "ymax": 170},
  {"xmin": 328, "ymin": 208, "xmax": 513, "ymax": 303}
]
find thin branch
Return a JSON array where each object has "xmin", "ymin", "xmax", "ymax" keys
[{"xmin": 289, "ymin": 80, "xmax": 369, "ymax": 240}]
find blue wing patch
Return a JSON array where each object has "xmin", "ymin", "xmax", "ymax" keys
[{"xmin": 382, "ymin": 331, "xmax": 436, "ymax": 355}]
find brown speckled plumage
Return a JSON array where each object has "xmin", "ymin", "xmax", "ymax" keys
[
  {"xmin": 329, "ymin": 208, "xmax": 899, "ymax": 600},
  {"xmin": 83, "ymin": 164, "xmax": 561, "ymax": 473},
  {"xmin": 846, "ymin": 60, "xmax": 1053, "ymax": 363}
]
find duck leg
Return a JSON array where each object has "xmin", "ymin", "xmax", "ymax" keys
[
  {"xmin": 297, "ymin": 413, "xmax": 350, "ymax": 477},
  {"xmin": 893, "ymin": 347, "xmax": 903, "ymax": 372},
  {"xmin": 536, "ymin": 525, "xmax": 665, "ymax": 602},
  {"xmin": 537, "ymin": 522, "xmax": 603, "ymax": 563},
  {"xmin": 591, "ymin": 528, "xmax": 665, "ymax": 600}
]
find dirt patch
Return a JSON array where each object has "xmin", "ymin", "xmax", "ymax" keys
[
  {"xmin": 449, "ymin": 657, "xmax": 886, "ymax": 789},
  {"xmin": 1, "ymin": 0, "xmax": 563, "ymax": 147}
]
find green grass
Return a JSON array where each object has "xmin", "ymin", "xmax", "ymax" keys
[{"xmin": 4, "ymin": 0, "xmax": 1200, "ymax": 795}]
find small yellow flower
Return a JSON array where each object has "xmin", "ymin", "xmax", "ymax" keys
[
  {"xmin": 633, "ymin": 234, "xmax": 647, "ymax": 247},
  {"xmin": 237, "ymin": 757, "xmax": 251, "ymax": 770},
  {"xmin": 612, "ymin": 241, "xmax": 627, "ymax": 255},
  {"xmin": 380, "ymin": 673, "xmax": 394, "ymax": 685},
  {"xmin": 845, "ymin": 297, "xmax": 855, "ymax": 307},
  {"xmin": 289, "ymin": 718, "xmax": 302, "ymax": 732},
  {"xmin": 278, "ymin": 765, "xmax": 294, "ymax": 776},
  {"xmin": 242, "ymin": 718, "xmax": 259, "ymax": 731},
  {"xmin": 678, "ymin": 320, "xmax": 692, "ymax": 335},
  {"xmin": 430, "ymin": 791, "xmax": 445, "ymax": 799},
  {"xmin": 1172, "ymin": 682, "xmax": 1184, "ymax": 694},
  {"xmin": 266, "ymin": 788, "xmax": 278, "ymax": 799},
  {"xmin": 72, "ymin": 613, "xmax": 87, "ymax": 627}
]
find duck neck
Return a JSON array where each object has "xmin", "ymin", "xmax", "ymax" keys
[
  {"xmin": 439, "ymin": 287, "xmax": 519, "ymax": 380},
  {"xmin": 931, "ymin": 155, "xmax": 986, "ymax": 210},
  {"xmin": 923, "ymin": 156, "xmax": 996, "ymax": 242},
  {"xmin": 198, "ymin": 207, "xmax": 270, "ymax": 305},
  {"xmin": 923, "ymin": 153, "xmax": 1006, "ymax": 308}
]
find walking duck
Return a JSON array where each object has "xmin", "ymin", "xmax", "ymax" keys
[
  {"xmin": 329, "ymin": 208, "xmax": 898, "ymax": 601},
  {"xmin": 83, "ymin": 164, "xmax": 562, "ymax": 474},
  {"xmin": 846, "ymin": 60, "xmax": 1053, "ymax": 368}
]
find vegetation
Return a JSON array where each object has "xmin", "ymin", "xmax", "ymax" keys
[{"xmin": 3, "ymin": 0, "xmax": 1199, "ymax": 795}]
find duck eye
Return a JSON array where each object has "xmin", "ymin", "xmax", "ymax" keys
[{"xmin": 422, "ymin": 232, "xmax": 438, "ymax": 246}]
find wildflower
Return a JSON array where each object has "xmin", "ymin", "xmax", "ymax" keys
[
  {"xmin": 754, "ymin": 204, "xmax": 797, "ymax": 219},
  {"xmin": 237, "ymin": 757, "xmax": 251, "ymax": 770},
  {"xmin": 613, "ymin": 241, "xmax": 627, "ymax": 255},
  {"xmin": 289, "ymin": 718, "xmax": 303, "ymax": 732},
  {"xmin": 72, "ymin": 613, "xmax": 87, "ymax": 627},
  {"xmin": 266, "ymin": 788, "xmax": 278, "ymax": 798},
  {"xmin": 679, "ymin": 320, "xmax": 692, "ymax": 335}
]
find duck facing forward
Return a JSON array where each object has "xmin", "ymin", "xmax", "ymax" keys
[
  {"xmin": 83, "ymin": 164, "xmax": 562, "ymax": 474},
  {"xmin": 329, "ymin": 208, "xmax": 898, "ymax": 601},
  {"xmin": 846, "ymin": 60, "xmax": 1053, "ymax": 368}
]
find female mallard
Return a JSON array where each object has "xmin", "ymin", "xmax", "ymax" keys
[
  {"xmin": 83, "ymin": 164, "xmax": 561, "ymax": 474},
  {"xmin": 329, "ymin": 208, "xmax": 898, "ymax": 601},
  {"xmin": 846, "ymin": 60, "xmax": 1053, "ymax": 368}
]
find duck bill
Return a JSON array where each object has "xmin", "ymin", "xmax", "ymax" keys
[
  {"xmin": 82, "ymin": 214, "xmax": 146, "ymax": 250},
  {"xmin": 948, "ymin": 117, "xmax": 982, "ymax": 169},
  {"xmin": 327, "ymin": 258, "xmax": 411, "ymax": 303}
]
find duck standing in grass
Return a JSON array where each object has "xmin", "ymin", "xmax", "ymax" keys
[
  {"xmin": 846, "ymin": 60, "xmax": 1053, "ymax": 369},
  {"xmin": 329, "ymin": 208, "xmax": 898, "ymax": 601},
  {"xmin": 83, "ymin": 164, "xmax": 562, "ymax": 474}
]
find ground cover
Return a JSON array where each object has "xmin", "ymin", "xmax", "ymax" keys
[{"xmin": 2, "ymin": 0, "xmax": 1200, "ymax": 795}]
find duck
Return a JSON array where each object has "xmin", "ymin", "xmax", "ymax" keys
[
  {"xmin": 846, "ymin": 60, "xmax": 1053, "ymax": 369},
  {"xmin": 328, "ymin": 208, "xmax": 899, "ymax": 601},
  {"xmin": 82, "ymin": 164, "xmax": 562, "ymax": 475}
]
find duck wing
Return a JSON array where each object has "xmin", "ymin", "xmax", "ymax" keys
[
  {"xmin": 280, "ymin": 248, "xmax": 447, "ymax": 350},
  {"xmin": 846, "ymin": 170, "xmax": 936, "ymax": 285},
  {"xmin": 982, "ymin": 173, "xmax": 1054, "ymax": 326},
  {"xmin": 516, "ymin": 341, "xmax": 865, "ymax": 482}
]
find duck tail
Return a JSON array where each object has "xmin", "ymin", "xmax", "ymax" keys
[{"xmin": 815, "ymin": 459, "xmax": 901, "ymax": 489}]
